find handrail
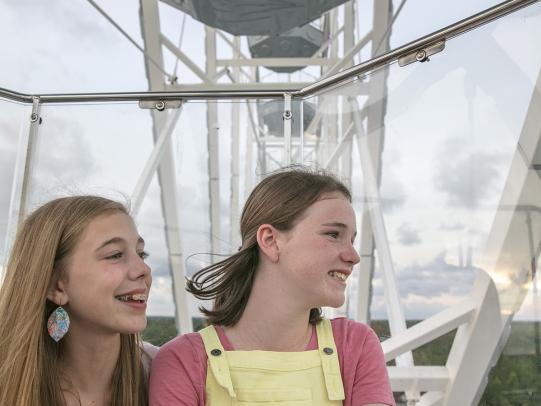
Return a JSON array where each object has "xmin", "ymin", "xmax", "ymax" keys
[
  {"xmin": 0, "ymin": 0, "xmax": 538, "ymax": 104},
  {"xmin": 295, "ymin": 0, "xmax": 540, "ymax": 96}
]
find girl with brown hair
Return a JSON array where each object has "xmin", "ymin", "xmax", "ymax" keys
[
  {"xmin": 0, "ymin": 196, "xmax": 153, "ymax": 406},
  {"xmin": 150, "ymin": 167, "xmax": 395, "ymax": 406}
]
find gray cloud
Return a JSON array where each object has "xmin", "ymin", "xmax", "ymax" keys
[
  {"xmin": 396, "ymin": 223, "xmax": 421, "ymax": 246},
  {"xmin": 434, "ymin": 147, "xmax": 502, "ymax": 209},
  {"xmin": 397, "ymin": 252, "xmax": 476, "ymax": 297},
  {"xmin": 367, "ymin": 251, "xmax": 478, "ymax": 319}
]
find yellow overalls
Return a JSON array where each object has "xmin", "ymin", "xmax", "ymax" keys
[{"xmin": 199, "ymin": 319, "xmax": 345, "ymax": 405}]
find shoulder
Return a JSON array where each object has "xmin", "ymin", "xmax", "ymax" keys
[
  {"xmin": 155, "ymin": 332, "xmax": 206, "ymax": 363},
  {"xmin": 141, "ymin": 341, "xmax": 160, "ymax": 376},
  {"xmin": 149, "ymin": 332, "xmax": 208, "ymax": 405},
  {"xmin": 330, "ymin": 317, "xmax": 380, "ymax": 348},
  {"xmin": 143, "ymin": 341, "xmax": 160, "ymax": 359}
]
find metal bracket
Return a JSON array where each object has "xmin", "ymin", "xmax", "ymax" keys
[
  {"xmin": 283, "ymin": 110, "xmax": 292, "ymax": 120},
  {"xmin": 138, "ymin": 100, "xmax": 183, "ymax": 111},
  {"xmin": 398, "ymin": 40, "xmax": 446, "ymax": 67}
]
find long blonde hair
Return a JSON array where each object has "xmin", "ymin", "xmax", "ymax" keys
[{"xmin": 0, "ymin": 196, "xmax": 148, "ymax": 406}]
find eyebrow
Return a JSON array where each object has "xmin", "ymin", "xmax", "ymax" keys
[
  {"xmin": 321, "ymin": 222, "xmax": 348, "ymax": 229},
  {"xmin": 96, "ymin": 236, "xmax": 145, "ymax": 251}
]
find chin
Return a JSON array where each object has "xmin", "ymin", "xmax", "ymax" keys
[
  {"xmin": 120, "ymin": 317, "xmax": 148, "ymax": 334},
  {"xmin": 324, "ymin": 295, "xmax": 346, "ymax": 309}
]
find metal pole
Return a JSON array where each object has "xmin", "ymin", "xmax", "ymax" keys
[{"xmin": 283, "ymin": 93, "xmax": 292, "ymax": 166}]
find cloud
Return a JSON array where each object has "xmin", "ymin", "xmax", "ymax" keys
[
  {"xmin": 434, "ymin": 143, "xmax": 503, "ymax": 208},
  {"xmin": 366, "ymin": 251, "xmax": 478, "ymax": 319},
  {"xmin": 396, "ymin": 223, "xmax": 421, "ymax": 246}
]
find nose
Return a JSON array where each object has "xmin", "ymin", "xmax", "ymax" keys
[
  {"xmin": 129, "ymin": 253, "xmax": 152, "ymax": 282},
  {"xmin": 341, "ymin": 242, "xmax": 360, "ymax": 266}
]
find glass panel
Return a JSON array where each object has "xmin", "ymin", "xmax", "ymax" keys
[
  {"xmin": 23, "ymin": 102, "xmax": 177, "ymax": 321},
  {"xmin": 0, "ymin": 98, "xmax": 29, "ymax": 270},
  {"xmin": 302, "ymin": 2, "xmax": 541, "ymax": 401}
]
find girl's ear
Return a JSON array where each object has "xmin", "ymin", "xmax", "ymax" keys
[
  {"xmin": 46, "ymin": 271, "xmax": 69, "ymax": 306},
  {"xmin": 256, "ymin": 224, "xmax": 281, "ymax": 263}
]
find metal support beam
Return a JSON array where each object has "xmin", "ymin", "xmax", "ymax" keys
[
  {"xmin": 4, "ymin": 97, "xmax": 40, "ymax": 258},
  {"xmin": 230, "ymin": 36, "xmax": 241, "ymax": 250},
  {"xmin": 351, "ymin": 96, "xmax": 411, "ymax": 361},
  {"xmin": 205, "ymin": 27, "xmax": 221, "ymax": 255},
  {"xmin": 131, "ymin": 106, "xmax": 183, "ymax": 217},
  {"xmin": 140, "ymin": 0, "xmax": 191, "ymax": 334},
  {"xmin": 283, "ymin": 93, "xmax": 292, "ymax": 166}
]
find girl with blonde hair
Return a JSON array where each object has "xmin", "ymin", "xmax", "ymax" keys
[
  {"xmin": 0, "ymin": 196, "xmax": 153, "ymax": 406},
  {"xmin": 150, "ymin": 167, "xmax": 394, "ymax": 406}
]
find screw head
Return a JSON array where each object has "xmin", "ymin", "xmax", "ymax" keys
[
  {"xmin": 30, "ymin": 113, "xmax": 39, "ymax": 122},
  {"xmin": 415, "ymin": 49, "xmax": 428, "ymax": 62},
  {"xmin": 155, "ymin": 101, "xmax": 166, "ymax": 111},
  {"xmin": 283, "ymin": 110, "xmax": 292, "ymax": 120}
]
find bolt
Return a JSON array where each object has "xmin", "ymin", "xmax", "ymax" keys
[{"xmin": 415, "ymin": 49, "xmax": 428, "ymax": 62}]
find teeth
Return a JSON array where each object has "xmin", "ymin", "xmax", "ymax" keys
[
  {"xmin": 116, "ymin": 293, "xmax": 147, "ymax": 302},
  {"xmin": 329, "ymin": 271, "xmax": 348, "ymax": 281}
]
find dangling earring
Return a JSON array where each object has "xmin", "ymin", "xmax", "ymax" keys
[{"xmin": 47, "ymin": 306, "xmax": 70, "ymax": 342}]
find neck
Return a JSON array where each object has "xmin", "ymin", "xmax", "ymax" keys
[
  {"xmin": 224, "ymin": 265, "xmax": 313, "ymax": 351},
  {"xmin": 59, "ymin": 325, "xmax": 121, "ymax": 403}
]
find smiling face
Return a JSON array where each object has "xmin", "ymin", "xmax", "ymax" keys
[
  {"xmin": 275, "ymin": 191, "xmax": 360, "ymax": 309},
  {"xmin": 50, "ymin": 211, "xmax": 152, "ymax": 336}
]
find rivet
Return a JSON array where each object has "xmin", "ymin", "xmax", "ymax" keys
[
  {"xmin": 415, "ymin": 49, "xmax": 428, "ymax": 62},
  {"xmin": 30, "ymin": 113, "xmax": 39, "ymax": 123},
  {"xmin": 283, "ymin": 110, "xmax": 292, "ymax": 120},
  {"xmin": 323, "ymin": 347, "xmax": 334, "ymax": 355},
  {"xmin": 210, "ymin": 349, "xmax": 222, "ymax": 356},
  {"xmin": 155, "ymin": 101, "xmax": 166, "ymax": 111}
]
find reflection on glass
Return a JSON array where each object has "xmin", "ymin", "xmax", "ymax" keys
[{"xmin": 0, "ymin": 99, "xmax": 28, "ymax": 266}]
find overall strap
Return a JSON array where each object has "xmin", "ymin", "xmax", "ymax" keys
[
  {"xmin": 316, "ymin": 319, "xmax": 346, "ymax": 400},
  {"xmin": 199, "ymin": 325, "xmax": 237, "ymax": 398}
]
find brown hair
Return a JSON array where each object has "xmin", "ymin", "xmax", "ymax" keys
[
  {"xmin": 0, "ymin": 196, "xmax": 148, "ymax": 406},
  {"xmin": 187, "ymin": 166, "xmax": 351, "ymax": 326}
]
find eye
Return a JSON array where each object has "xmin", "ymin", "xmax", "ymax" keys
[
  {"xmin": 138, "ymin": 251, "xmax": 149, "ymax": 260},
  {"xmin": 106, "ymin": 252, "xmax": 123, "ymax": 260},
  {"xmin": 326, "ymin": 231, "xmax": 339, "ymax": 239}
]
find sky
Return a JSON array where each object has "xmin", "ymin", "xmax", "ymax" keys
[{"xmin": 1, "ymin": 0, "xmax": 541, "ymax": 325}]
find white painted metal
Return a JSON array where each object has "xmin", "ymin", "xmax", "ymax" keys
[
  {"xmin": 168, "ymin": 82, "xmax": 309, "ymax": 92},
  {"xmin": 381, "ymin": 299, "xmax": 476, "ymax": 361},
  {"xmin": 354, "ymin": 0, "xmax": 392, "ymax": 331},
  {"xmin": 4, "ymin": 98, "xmax": 40, "ymax": 259},
  {"xmin": 140, "ymin": 0, "xmax": 192, "ymax": 334},
  {"xmin": 229, "ymin": 36, "xmax": 241, "ymax": 251},
  {"xmin": 131, "ymin": 106, "xmax": 183, "ymax": 217},
  {"xmin": 351, "ymin": 96, "xmax": 414, "ymax": 367},
  {"xmin": 323, "ymin": 122, "xmax": 354, "ymax": 170},
  {"xmin": 283, "ymin": 93, "xmax": 292, "ymax": 166},
  {"xmin": 161, "ymin": 33, "xmax": 212, "ymax": 83},
  {"xmin": 388, "ymin": 367, "xmax": 449, "ymax": 392},
  {"xmin": 217, "ymin": 57, "xmax": 339, "ymax": 67},
  {"xmin": 205, "ymin": 26, "xmax": 222, "ymax": 256}
]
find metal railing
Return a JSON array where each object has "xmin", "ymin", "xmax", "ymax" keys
[{"xmin": 0, "ymin": 0, "xmax": 538, "ymax": 104}]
